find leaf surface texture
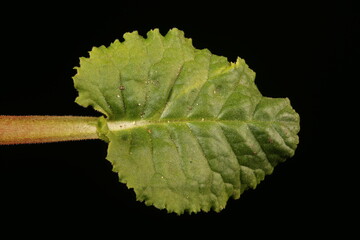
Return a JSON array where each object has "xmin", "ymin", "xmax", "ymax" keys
[{"xmin": 73, "ymin": 28, "xmax": 300, "ymax": 214}]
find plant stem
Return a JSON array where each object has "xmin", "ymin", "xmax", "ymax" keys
[{"xmin": 0, "ymin": 115, "xmax": 99, "ymax": 145}]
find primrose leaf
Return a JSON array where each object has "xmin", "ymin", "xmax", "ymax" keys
[{"xmin": 73, "ymin": 28, "xmax": 300, "ymax": 214}]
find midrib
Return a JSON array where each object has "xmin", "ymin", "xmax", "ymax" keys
[{"xmin": 106, "ymin": 118, "xmax": 278, "ymax": 131}]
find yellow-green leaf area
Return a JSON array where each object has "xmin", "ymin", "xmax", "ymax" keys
[{"xmin": 73, "ymin": 28, "xmax": 300, "ymax": 214}]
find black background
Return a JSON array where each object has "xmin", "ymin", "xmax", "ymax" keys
[{"xmin": 0, "ymin": 1, "xmax": 356, "ymax": 236}]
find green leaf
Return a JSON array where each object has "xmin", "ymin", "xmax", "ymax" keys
[{"xmin": 73, "ymin": 28, "xmax": 300, "ymax": 214}]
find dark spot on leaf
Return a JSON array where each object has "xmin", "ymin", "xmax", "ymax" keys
[
  {"xmin": 119, "ymin": 85, "xmax": 126, "ymax": 90},
  {"xmin": 121, "ymin": 134, "xmax": 129, "ymax": 141}
]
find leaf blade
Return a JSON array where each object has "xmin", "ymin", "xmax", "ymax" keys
[{"xmin": 74, "ymin": 28, "xmax": 300, "ymax": 214}]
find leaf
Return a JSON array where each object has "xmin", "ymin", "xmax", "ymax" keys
[{"xmin": 73, "ymin": 28, "xmax": 300, "ymax": 214}]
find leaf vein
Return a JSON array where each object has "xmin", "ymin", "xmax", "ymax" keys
[
  {"xmin": 186, "ymin": 54, "xmax": 212, "ymax": 114},
  {"xmin": 272, "ymin": 124, "xmax": 296, "ymax": 152},
  {"xmin": 215, "ymin": 64, "xmax": 246, "ymax": 118},
  {"xmin": 159, "ymin": 63, "xmax": 185, "ymax": 118},
  {"xmin": 186, "ymin": 123, "xmax": 228, "ymax": 199},
  {"xmin": 166, "ymin": 126, "xmax": 191, "ymax": 182},
  {"xmin": 106, "ymin": 50, "xmax": 126, "ymax": 116},
  {"xmin": 218, "ymin": 123, "xmax": 241, "ymax": 170},
  {"xmin": 246, "ymin": 123, "xmax": 274, "ymax": 168},
  {"xmin": 141, "ymin": 40, "xmax": 166, "ymax": 118}
]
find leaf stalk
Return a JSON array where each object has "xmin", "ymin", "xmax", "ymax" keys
[{"xmin": 0, "ymin": 115, "xmax": 99, "ymax": 145}]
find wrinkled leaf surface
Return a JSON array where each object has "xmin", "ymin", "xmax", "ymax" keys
[{"xmin": 73, "ymin": 28, "xmax": 300, "ymax": 214}]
